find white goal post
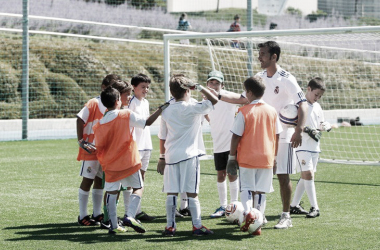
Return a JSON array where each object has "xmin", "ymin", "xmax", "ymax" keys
[{"xmin": 163, "ymin": 26, "xmax": 380, "ymax": 165}]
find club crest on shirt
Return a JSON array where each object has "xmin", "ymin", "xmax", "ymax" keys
[
  {"xmin": 302, "ymin": 160, "xmax": 306, "ymax": 165},
  {"xmin": 274, "ymin": 86, "xmax": 279, "ymax": 94},
  {"xmin": 87, "ymin": 167, "xmax": 92, "ymax": 173}
]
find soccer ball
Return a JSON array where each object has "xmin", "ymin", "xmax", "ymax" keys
[
  {"xmin": 225, "ymin": 201, "xmax": 244, "ymax": 224},
  {"xmin": 279, "ymin": 104, "xmax": 298, "ymax": 127},
  {"xmin": 238, "ymin": 208, "xmax": 264, "ymax": 235}
]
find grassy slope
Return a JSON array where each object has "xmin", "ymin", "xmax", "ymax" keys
[{"xmin": 0, "ymin": 138, "xmax": 379, "ymax": 249}]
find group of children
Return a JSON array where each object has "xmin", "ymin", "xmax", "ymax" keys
[{"xmin": 76, "ymin": 40, "xmax": 331, "ymax": 237}]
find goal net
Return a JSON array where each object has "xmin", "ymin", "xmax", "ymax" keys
[{"xmin": 164, "ymin": 26, "xmax": 380, "ymax": 164}]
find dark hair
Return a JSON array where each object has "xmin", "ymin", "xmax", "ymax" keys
[
  {"xmin": 102, "ymin": 74, "xmax": 121, "ymax": 88},
  {"xmin": 131, "ymin": 73, "xmax": 151, "ymax": 87},
  {"xmin": 244, "ymin": 76, "xmax": 266, "ymax": 98},
  {"xmin": 308, "ymin": 77, "xmax": 326, "ymax": 91},
  {"xmin": 258, "ymin": 41, "xmax": 281, "ymax": 62},
  {"xmin": 169, "ymin": 74, "xmax": 188, "ymax": 100},
  {"xmin": 180, "ymin": 13, "xmax": 187, "ymax": 20},
  {"xmin": 111, "ymin": 80, "xmax": 133, "ymax": 94},
  {"xmin": 234, "ymin": 14, "xmax": 240, "ymax": 20},
  {"xmin": 100, "ymin": 87, "xmax": 120, "ymax": 109}
]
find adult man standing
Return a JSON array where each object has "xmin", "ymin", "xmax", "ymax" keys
[{"xmin": 216, "ymin": 41, "xmax": 307, "ymax": 229}]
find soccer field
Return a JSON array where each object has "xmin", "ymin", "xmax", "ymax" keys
[{"xmin": 0, "ymin": 138, "xmax": 379, "ymax": 250}]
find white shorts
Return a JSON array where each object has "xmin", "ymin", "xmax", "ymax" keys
[
  {"xmin": 239, "ymin": 167, "xmax": 273, "ymax": 193},
  {"xmin": 276, "ymin": 143, "xmax": 297, "ymax": 175},
  {"xmin": 104, "ymin": 170, "xmax": 143, "ymax": 192},
  {"xmin": 79, "ymin": 160, "xmax": 103, "ymax": 179},
  {"xmin": 139, "ymin": 150, "xmax": 151, "ymax": 172},
  {"xmin": 296, "ymin": 151, "xmax": 319, "ymax": 173},
  {"xmin": 163, "ymin": 157, "xmax": 200, "ymax": 194}
]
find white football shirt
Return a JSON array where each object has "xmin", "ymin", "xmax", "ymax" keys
[
  {"xmin": 128, "ymin": 97, "xmax": 153, "ymax": 150},
  {"xmin": 208, "ymin": 89, "xmax": 238, "ymax": 153},
  {"xmin": 255, "ymin": 65, "xmax": 306, "ymax": 143},
  {"xmin": 296, "ymin": 101, "xmax": 324, "ymax": 153},
  {"xmin": 159, "ymin": 98, "xmax": 213, "ymax": 164}
]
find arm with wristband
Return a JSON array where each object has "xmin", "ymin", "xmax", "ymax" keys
[{"xmin": 157, "ymin": 139, "xmax": 166, "ymax": 175}]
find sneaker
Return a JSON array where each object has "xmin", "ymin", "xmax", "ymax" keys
[
  {"xmin": 162, "ymin": 227, "xmax": 176, "ymax": 237},
  {"xmin": 136, "ymin": 211, "xmax": 156, "ymax": 221},
  {"xmin": 123, "ymin": 216, "xmax": 146, "ymax": 233},
  {"xmin": 101, "ymin": 218, "xmax": 123, "ymax": 230},
  {"xmin": 91, "ymin": 213, "xmax": 104, "ymax": 225},
  {"xmin": 108, "ymin": 226, "xmax": 127, "ymax": 234},
  {"xmin": 240, "ymin": 212, "xmax": 255, "ymax": 232},
  {"xmin": 175, "ymin": 209, "xmax": 184, "ymax": 218},
  {"xmin": 210, "ymin": 206, "xmax": 226, "ymax": 218},
  {"xmin": 262, "ymin": 215, "xmax": 268, "ymax": 225},
  {"xmin": 290, "ymin": 202, "xmax": 308, "ymax": 215},
  {"xmin": 274, "ymin": 213, "xmax": 293, "ymax": 229},
  {"xmin": 306, "ymin": 207, "xmax": 320, "ymax": 218},
  {"xmin": 78, "ymin": 215, "xmax": 97, "ymax": 226},
  {"xmin": 192, "ymin": 225, "xmax": 214, "ymax": 236},
  {"xmin": 178, "ymin": 207, "xmax": 191, "ymax": 216}
]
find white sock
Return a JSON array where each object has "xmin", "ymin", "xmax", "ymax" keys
[
  {"xmin": 78, "ymin": 188, "xmax": 89, "ymax": 219},
  {"xmin": 166, "ymin": 195, "xmax": 177, "ymax": 229},
  {"xmin": 136, "ymin": 200, "xmax": 142, "ymax": 215},
  {"xmin": 240, "ymin": 190, "xmax": 253, "ymax": 215},
  {"xmin": 188, "ymin": 197, "xmax": 202, "ymax": 229},
  {"xmin": 229, "ymin": 178, "xmax": 239, "ymax": 203},
  {"xmin": 180, "ymin": 193, "xmax": 188, "ymax": 210},
  {"xmin": 92, "ymin": 188, "xmax": 103, "ymax": 217},
  {"xmin": 106, "ymin": 193, "xmax": 118, "ymax": 230},
  {"xmin": 291, "ymin": 178, "xmax": 305, "ymax": 207},
  {"xmin": 254, "ymin": 194, "xmax": 267, "ymax": 215},
  {"xmin": 123, "ymin": 189, "xmax": 132, "ymax": 215},
  {"xmin": 304, "ymin": 179, "xmax": 319, "ymax": 209},
  {"xmin": 127, "ymin": 194, "xmax": 141, "ymax": 218},
  {"xmin": 217, "ymin": 180, "xmax": 227, "ymax": 208}
]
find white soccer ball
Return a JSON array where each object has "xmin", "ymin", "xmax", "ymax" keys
[
  {"xmin": 238, "ymin": 208, "xmax": 264, "ymax": 235},
  {"xmin": 279, "ymin": 104, "xmax": 299, "ymax": 127},
  {"xmin": 225, "ymin": 201, "xmax": 244, "ymax": 224}
]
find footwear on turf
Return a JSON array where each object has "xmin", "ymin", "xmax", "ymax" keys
[
  {"xmin": 91, "ymin": 213, "xmax": 104, "ymax": 225},
  {"xmin": 210, "ymin": 206, "xmax": 226, "ymax": 218},
  {"xmin": 136, "ymin": 211, "xmax": 156, "ymax": 221},
  {"xmin": 274, "ymin": 213, "xmax": 293, "ymax": 229},
  {"xmin": 78, "ymin": 215, "xmax": 97, "ymax": 226},
  {"xmin": 262, "ymin": 215, "xmax": 268, "ymax": 225},
  {"xmin": 175, "ymin": 209, "xmax": 184, "ymax": 218},
  {"xmin": 108, "ymin": 226, "xmax": 128, "ymax": 234},
  {"xmin": 162, "ymin": 227, "xmax": 176, "ymax": 237},
  {"xmin": 306, "ymin": 207, "xmax": 320, "ymax": 218},
  {"xmin": 192, "ymin": 225, "xmax": 214, "ymax": 236},
  {"xmin": 178, "ymin": 207, "xmax": 192, "ymax": 216},
  {"xmin": 123, "ymin": 216, "xmax": 146, "ymax": 233},
  {"xmin": 100, "ymin": 220, "xmax": 111, "ymax": 230},
  {"xmin": 240, "ymin": 212, "xmax": 255, "ymax": 232},
  {"xmin": 290, "ymin": 202, "xmax": 308, "ymax": 215}
]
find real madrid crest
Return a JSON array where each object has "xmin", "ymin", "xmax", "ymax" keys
[
  {"xmin": 274, "ymin": 86, "xmax": 279, "ymax": 94},
  {"xmin": 302, "ymin": 160, "xmax": 306, "ymax": 165},
  {"xmin": 87, "ymin": 167, "xmax": 92, "ymax": 173}
]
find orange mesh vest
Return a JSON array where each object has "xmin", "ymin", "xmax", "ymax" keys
[
  {"xmin": 93, "ymin": 110, "xmax": 141, "ymax": 182},
  {"xmin": 237, "ymin": 103, "xmax": 278, "ymax": 169},
  {"xmin": 77, "ymin": 98, "xmax": 104, "ymax": 161}
]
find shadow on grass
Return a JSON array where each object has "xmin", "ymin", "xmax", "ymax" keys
[{"xmin": 286, "ymin": 177, "xmax": 380, "ymax": 187}]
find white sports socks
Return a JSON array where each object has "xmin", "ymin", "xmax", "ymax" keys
[
  {"xmin": 127, "ymin": 194, "xmax": 141, "ymax": 218},
  {"xmin": 304, "ymin": 179, "xmax": 318, "ymax": 209},
  {"xmin": 229, "ymin": 178, "xmax": 239, "ymax": 203},
  {"xmin": 166, "ymin": 195, "xmax": 177, "ymax": 229},
  {"xmin": 291, "ymin": 178, "xmax": 305, "ymax": 207},
  {"xmin": 254, "ymin": 193, "xmax": 267, "ymax": 215},
  {"xmin": 92, "ymin": 188, "xmax": 103, "ymax": 217},
  {"xmin": 78, "ymin": 188, "xmax": 89, "ymax": 219},
  {"xmin": 240, "ymin": 190, "xmax": 253, "ymax": 215},
  {"xmin": 188, "ymin": 197, "xmax": 202, "ymax": 228},
  {"xmin": 106, "ymin": 193, "xmax": 118, "ymax": 229},
  {"xmin": 123, "ymin": 189, "xmax": 132, "ymax": 215},
  {"xmin": 217, "ymin": 180, "xmax": 227, "ymax": 208}
]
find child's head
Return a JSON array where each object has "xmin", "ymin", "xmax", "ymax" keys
[
  {"xmin": 180, "ymin": 13, "xmax": 187, "ymax": 20},
  {"xmin": 244, "ymin": 76, "xmax": 266, "ymax": 100},
  {"xmin": 169, "ymin": 74, "xmax": 190, "ymax": 100},
  {"xmin": 100, "ymin": 87, "xmax": 121, "ymax": 110},
  {"xmin": 101, "ymin": 74, "xmax": 121, "ymax": 90},
  {"xmin": 111, "ymin": 80, "xmax": 133, "ymax": 107},
  {"xmin": 206, "ymin": 70, "xmax": 224, "ymax": 92},
  {"xmin": 131, "ymin": 73, "xmax": 151, "ymax": 100},
  {"xmin": 306, "ymin": 77, "xmax": 326, "ymax": 104},
  {"xmin": 234, "ymin": 14, "xmax": 240, "ymax": 22}
]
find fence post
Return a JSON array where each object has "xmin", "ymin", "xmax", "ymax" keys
[{"xmin": 22, "ymin": 0, "xmax": 29, "ymax": 139}]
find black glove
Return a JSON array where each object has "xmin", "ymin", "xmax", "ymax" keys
[
  {"xmin": 304, "ymin": 126, "xmax": 322, "ymax": 142},
  {"xmin": 226, "ymin": 155, "xmax": 239, "ymax": 176}
]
